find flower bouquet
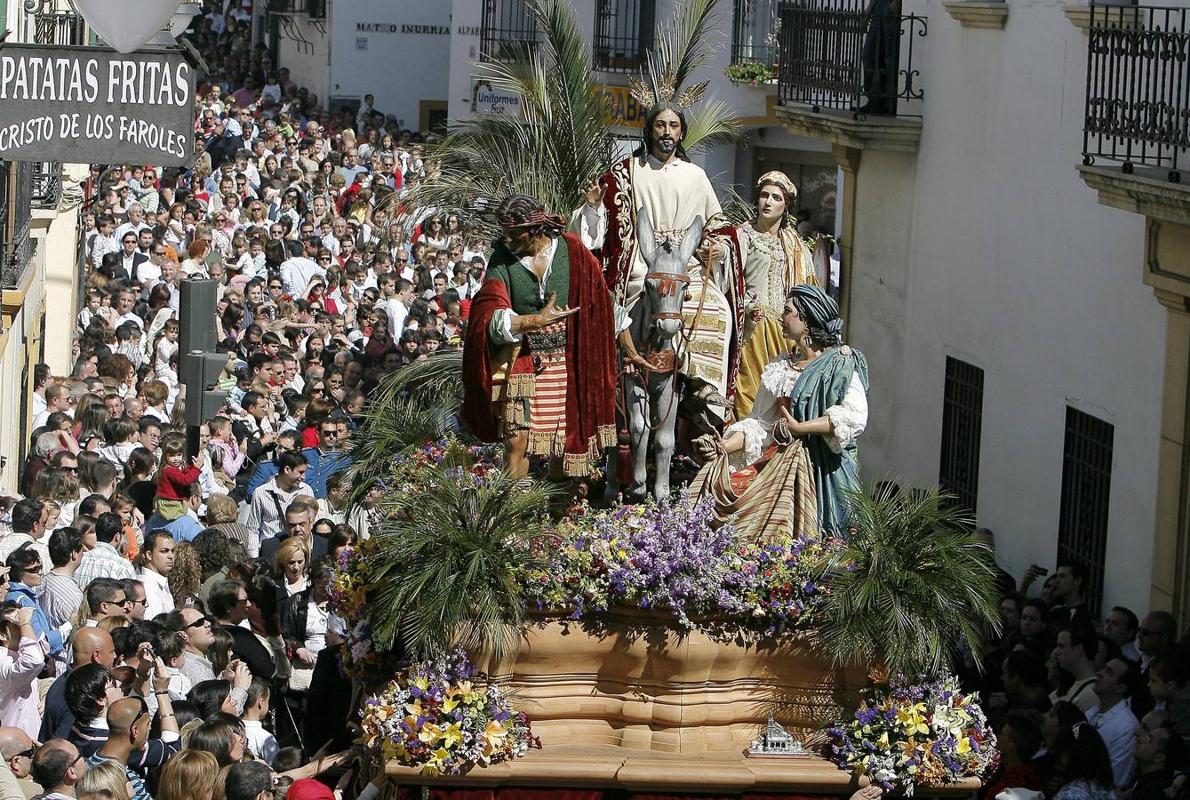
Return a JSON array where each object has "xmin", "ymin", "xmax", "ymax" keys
[
  {"xmin": 357, "ymin": 649, "xmax": 541, "ymax": 776},
  {"xmin": 516, "ymin": 494, "xmax": 829, "ymax": 632},
  {"xmin": 327, "ymin": 541, "xmax": 402, "ymax": 682},
  {"xmin": 827, "ymin": 674, "xmax": 998, "ymax": 794}
]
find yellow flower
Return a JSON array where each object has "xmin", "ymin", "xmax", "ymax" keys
[
  {"xmin": 957, "ymin": 736, "xmax": 972, "ymax": 754},
  {"xmin": 897, "ymin": 704, "xmax": 930, "ymax": 735},
  {"xmin": 410, "ymin": 676, "xmax": 430, "ymax": 692},
  {"xmin": 441, "ymin": 722, "xmax": 464, "ymax": 749},
  {"xmin": 442, "ymin": 697, "xmax": 459, "ymax": 713}
]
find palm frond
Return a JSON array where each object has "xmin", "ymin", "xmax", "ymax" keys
[
  {"xmin": 343, "ymin": 350, "xmax": 465, "ymax": 506},
  {"xmin": 655, "ymin": 0, "xmax": 725, "ymax": 91},
  {"xmin": 815, "ymin": 483, "xmax": 1002, "ymax": 677},
  {"xmin": 406, "ymin": 0, "xmax": 615, "ymax": 242},
  {"xmin": 366, "ymin": 469, "xmax": 556, "ymax": 661},
  {"xmin": 681, "ymin": 98, "xmax": 743, "ymax": 153}
]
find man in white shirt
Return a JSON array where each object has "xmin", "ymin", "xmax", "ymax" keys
[
  {"xmin": 1087, "ymin": 656, "xmax": 1141, "ymax": 788},
  {"xmin": 34, "ymin": 383, "xmax": 71, "ymax": 429},
  {"xmin": 244, "ymin": 451, "xmax": 313, "ymax": 557},
  {"xmin": 111, "ymin": 289, "xmax": 144, "ymax": 334},
  {"xmin": 114, "ymin": 203, "xmax": 151, "ymax": 243},
  {"xmin": 138, "ymin": 531, "xmax": 175, "ymax": 619},
  {"xmin": 0, "ymin": 499, "xmax": 52, "ymax": 571},
  {"xmin": 279, "ymin": 251, "xmax": 325, "ymax": 299},
  {"xmin": 376, "ymin": 275, "xmax": 414, "ymax": 339}
]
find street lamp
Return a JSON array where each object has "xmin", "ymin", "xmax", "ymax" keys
[{"xmin": 71, "ymin": 0, "xmax": 200, "ymax": 53}]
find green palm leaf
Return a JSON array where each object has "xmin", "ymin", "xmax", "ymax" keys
[
  {"xmin": 815, "ymin": 483, "xmax": 1002, "ymax": 677},
  {"xmin": 367, "ymin": 468, "xmax": 556, "ymax": 661}
]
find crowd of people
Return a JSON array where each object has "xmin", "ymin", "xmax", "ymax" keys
[
  {"xmin": 0, "ymin": 1, "xmax": 482, "ymax": 798},
  {"xmin": 970, "ymin": 543, "xmax": 1190, "ymax": 800}
]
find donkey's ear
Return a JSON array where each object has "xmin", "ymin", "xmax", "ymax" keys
[
  {"xmin": 678, "ymin": 215, "xmax": 704, "ymax": 266},
  {"xmin": 637, "ymin": 206, "xmax": 657, "ymax": 265}
]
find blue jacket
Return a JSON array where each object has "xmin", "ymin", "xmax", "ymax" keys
[
  {"xmin": 7, "ymin": 582, "xmax": 62, "ymax": 655},
  {"xmin": 300, "ymin": 447, "xmax": 347, "ymax": 498},
  {"xmin": 246, "ymin": 460, "xmax": 279, "ymax": 501}
]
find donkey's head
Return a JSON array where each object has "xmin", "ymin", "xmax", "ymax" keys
[{"xmin": 638, "ymin": 207, "xmax": 704, "ymax": 342}]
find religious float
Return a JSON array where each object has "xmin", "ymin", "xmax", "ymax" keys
[
  {"xmin": 333, "ymin": 349, "xmax": 1002, "ymax": 798},
  {"xmin": 338, "ymin": 0, "xmax": 1004, "ymax": 795}
]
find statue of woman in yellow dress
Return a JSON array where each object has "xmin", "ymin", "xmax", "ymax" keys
[{"xmin": 716, "ymin": 171, "xmax": 819, "ymax": 420}]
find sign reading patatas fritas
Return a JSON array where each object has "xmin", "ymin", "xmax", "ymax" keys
[{"xmin": 0, "ymin": 44, "xmax": 194, "ymax": 166}]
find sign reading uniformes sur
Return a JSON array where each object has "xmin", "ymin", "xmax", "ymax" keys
[{"xmin": 0, "ymin": 44, "xmax": 194, "ymax": 166}]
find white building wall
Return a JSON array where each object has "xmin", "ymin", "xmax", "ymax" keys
[
  {"xmin": 849, "ymin": 0, "xmax": 1163, "ymax": 613},
  {"xmin": 275, "ymin": 13, "xmax": 331, "ymax": 105}
]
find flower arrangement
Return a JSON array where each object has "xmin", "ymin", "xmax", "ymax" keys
[
  {"xmin": 327, "ymin": 540, "xmax": 403, "ymax": 681},
  {"xmin": 827, "ymin": 674, "xmax": 998, "ymax": 794},
  {"xmin": 516, "ymin": 494, "xmax": 830, "ymax": 632},
  {"xmin": 725, "ymin": 61, "xmax": 777, "ymax": 85},
  {"xmin": 376, "ymin": 437, "xmax": 503, "ymax": 497},
  {"xmin": 357, "ymin": 649, "xmax": 540, "ymax": 776}
]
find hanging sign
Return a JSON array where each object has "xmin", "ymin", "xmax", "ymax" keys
[{"xmin": 0, "ymin": 44, "xmax": 195, "ymax": 166}]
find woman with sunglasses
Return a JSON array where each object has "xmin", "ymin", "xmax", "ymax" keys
[{"xmin": 4, "ymin": 547, "xmax": 63, "ymax": 660}]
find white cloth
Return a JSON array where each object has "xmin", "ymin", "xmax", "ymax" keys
[
  {"xmin": 0, "ymin": 636, "xmax": 48, "ymax": 739},
  {"xmin": 280, "ymin": 256, "xmax": 326, "ymax": 298},
  {"xmin": 823, "ymin": 367, "xmax": 869, "ymax": 453},
  {"xmin": 1086, "ymin": 701, "xmax": 1138, "ymax": 787},
  {"xmin": 0, "ymin": 533, "xmax": 51, "ymax": 573},
  {"xmin": 304, "ymin": 600, "xmax": 329, "ymax": 654},
  {"xmin": 570, "ymin": 154, "xmax": 721, "ymax": 307},
  {"xmin": 726, "ymin": 355, "xmax": 803, "ymax": 469},
  {"xmin": 139, "ymin": 566, "xmax": 175, "ymax": 619},
  {"xmin": 243, "ymin": 718, "xmax": 279, "ymax": 764}
]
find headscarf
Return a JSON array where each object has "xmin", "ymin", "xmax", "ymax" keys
[
  {"xmin": 790, "ymin": 283, "xmax": 844, "ymax": 340},
  {"xmin": 756, "ymin": 170, "xmax": 798, "ymax": 204}
]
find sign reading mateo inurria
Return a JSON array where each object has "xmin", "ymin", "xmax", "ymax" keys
[{"xmin": 0, "ymin": 44, "xmax": 195, "ymax": 166}]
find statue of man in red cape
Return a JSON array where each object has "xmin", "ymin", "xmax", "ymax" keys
[{"xmin": 462, "ymin": 194, "xmax": 619, "ymax": 479}]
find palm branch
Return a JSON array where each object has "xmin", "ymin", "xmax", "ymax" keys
[
  {"xmin": 814, "ymin": 483, "xmax": 1002, "ymax": 677},
  {"xmin": 343, "ymin": 350, "xmax": 465, "ymax": 507},
  {"xmin": 404, "ymin": 0, "xmax": 615, "ymax": 242},
  {"xmin": 366, "ymin": 468, "xmax": 556, "ymax": 661}
]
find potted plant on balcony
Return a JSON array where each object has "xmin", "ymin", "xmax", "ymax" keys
[{"xmin": 725, "ymin": 61, "xmax": 778, "ymax": 86}]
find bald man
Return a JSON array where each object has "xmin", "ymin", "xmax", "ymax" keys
[
  {"xmin": 31, "ymin": 739, "xmax": 87, "ymax": 799},
  {"xmin": 85, "ymin": 661, "xmax": 178, "ymax": 800},
  {"xmin": 0, "ymin": 727, "xmax": 39, "ymax": 799},
  {"xmin": 40, "ymin": 627, "xmax": 116, "ymax": 742}
]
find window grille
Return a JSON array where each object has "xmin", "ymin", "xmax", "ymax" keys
[
  {"xmin": 939, "ymin": 357, "xmax": 984, "ymax": 514},
  {"xmin": 1057, "ymin": 407, "xmax": 1114, "ymax": 617},
  {"xmin": 480, "ymin": 0, "xmax": 538, "ymax": 63},
  {"xmin": 593, "ymin": 0, "xmax": 656, "ymax": 73}
]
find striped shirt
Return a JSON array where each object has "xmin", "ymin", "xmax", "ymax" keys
[{"xmin": 74, "ymin": 542, "xmax": 136, "ymax": 588}]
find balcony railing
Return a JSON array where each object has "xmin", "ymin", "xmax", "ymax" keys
[
  {"xmin": 1082, "ymin": 4, "xmax": 1190, "ymax": 182},
  {"xmin": 732, "ymin": 0, "xmax": 781, "ymax": 67},
  {"xmin": 270, "ymin": 0, "xmax": 325, "ymax": 18},
  {"xmin": 1, "ymin": 162, "xmax": 35, "ymax": 291},
  {"xmin": 33, "ymin": 11, "xmax": 87, "ymax": 45},
  {"xmin": 481, "ymin": 0, "xmax": 538, "ymax": 63},
  {"xmin": 31, "ymin": 162, "xmax": 62, "ymax": 211},
  {"xmin": 593, "ymin": 0, "xmax": 656, "ymax": 73},
  {"xmin": 777, "ymin": 0, "xmax": 926, "ymax": 117}
]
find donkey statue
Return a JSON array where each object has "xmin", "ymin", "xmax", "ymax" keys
[{"xmin": 605, "ymin": 207, "xmax": 705, "ymax": 503}]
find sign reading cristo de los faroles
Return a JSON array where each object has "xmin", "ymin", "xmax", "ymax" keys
[{"xmin": 0, "ymin": 44, "xmax": 195, "ymax": 166}]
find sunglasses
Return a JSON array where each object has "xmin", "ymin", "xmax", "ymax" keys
[
  {"xmin": 12, "ymin": 749, "xmax": 33, "ymax": 760},
  {"xmin": 185, "ymin": 615, "xmax": 213, "ymax": 629}
]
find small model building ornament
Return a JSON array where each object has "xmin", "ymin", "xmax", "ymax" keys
[{"xmin": 747, "ymin": 713, "xmax": 807, "ymax": 756}]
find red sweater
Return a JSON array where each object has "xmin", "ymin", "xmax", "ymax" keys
[{"xmin": 157, "ymin": 464, "xmax": 200, "ymax": 501}]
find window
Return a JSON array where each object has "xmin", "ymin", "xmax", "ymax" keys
[
  {"xmin": 938, "ymin": 357, "xmax": 984, "ymax": 514},
  {"xmin": 732, "ymin": 0, "xmax": 781, "ymax": 67},
  {"xmin": 593, "ymin": 0, "xmax": 656, "ymax": 73},
  {"xmin": 480, "ymin": 0, "xmax": 538, "ymax": 63},
  {"xmin": 1057, "ymin": 407, "xmax": 1114, "ymax": 617}
]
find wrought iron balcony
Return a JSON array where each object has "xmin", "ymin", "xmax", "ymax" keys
[
  {"xmin": 0, "ymin": 162, "xmax": 35, "ymax": 291},
  {"xmin": 732, "ymin": 0, "xmax": 781, "ymax": 68},
  {"xmin": 270, "ymin": 0, "xmax": 325, "ymax": 19},
  {"xmin": 777, "ymin": 0, "xmax": 927, "ymax": 118},
  {"xmin": 593, "ymin": 0, "xmax": 656, "ymax": 73},
  {"xmin": 1082, "ymin": 4, "xmax": 1190, "ymax": 182},
  {"xmin": 480, "ymin": 0, "xmax": 539, "ymax": 63},
  {"xmin": 33, "ymin": 11, "xmax": 87, "ymax": 46},
  {"xmin": 30, "ymin": 162, "xmax": 62, "ymax": 211}
]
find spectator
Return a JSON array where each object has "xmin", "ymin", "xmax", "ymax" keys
[
  {"xmin": 261, "ymin": 503, "xmax": 326, "ymax": 565},
  {"xmin": 85, "ymin": 689, "xmax": 179, "ymax": 800},
  {"xmin": 980, "ymin": 709, "xmax": 1047, "ymax": 800},
  {"xmin": 0, "ymin": 499, "xmax": 51, "ymax": 572},
  {"xmin": 156, "ymin": 750, "xmax": 219, "ymax": 800},
  {"xmin": 0, "ymin": 727, "xmax": 40, "ymax": 799},
  {"xmin": 208, "ymin": 580, "xmax": 274, "ymax": 679},
  {"xmin": 1128, "ymin": 710, "xmax": 1183, "ymax": 800},
  {"xmin": 74, "ymin": 514, "xmax": 135, "ymax": 587},
  {"xmin": 136, "ymin": 531, "xmax": 175, "ymax": 619},
  {"xmin": 245, "ymin": 452, "xmax": 312, "ymax": 555},
  {"xmin": 1052, "ymin": 626, "xmax": 1100, "ymax": 712},
  {"xmin": 1086, "ymin": 656, "xmax": 1141, "ymax": 787},
  {"xmin": 30, "ymin": 739, "xmax": 89, "ymax": 800},
  {"xmin": 0, "ymin": 604, "xmax": 46, "ymax": 739},
  {"xmin": 42, "ymin": 528, "xmax": 86, "ymax": 644},
  {"xmin": 5, "ymin": 546, "xmax": 63, "ymax": 658},
  {"xmin": 1104, "ymin": 606, "xmax": 1141, "ymax": 663},
  {"xmin": 299, "ymin": 420, "xmax": 345, "ymax": 499},
  {"xmin": 240, "ymin": 677, "xmax": 277, "ymax": 764},
  {"xmin": 1049, "ymin": 563, "xmax": 1091, "ymax": 629},
  {"xmin": 40, "ymin": 627, "xmax": 116, "ymax": 742}
]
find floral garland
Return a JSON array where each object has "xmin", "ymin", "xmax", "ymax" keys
[
  {"xmin": 516, "ymin": 494, "xmax": 830, "ymax": 632},
  {"xmin": 358, "ymin": 649, "xmax": 540, "ymax": 776},
  {"xmin": 827, "ymin": 674, "xmax": 998, "ymax": 793}
]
